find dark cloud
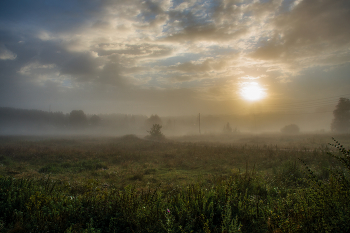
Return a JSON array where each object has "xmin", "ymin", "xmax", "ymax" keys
[
  {"xmin": 169, "ymin": 58, "xmax": 227, "ymax": 73},
  {"xmin": 276, "ymin": 0, "xmax": 350, "ymax": 48},
  {"xmin": 96, "ymin": 43, "xmax": 173, "ymax": 58},
  {"xmin": 163, "ymin": 0, "xmax": 249, "ymax": 42},
  {"xmin": 251, "ymin": 0, "xmax": 350, "ymax": 68},
  {"xmin": 0, "ymin": 0, "xmax": 103, "ymax": 33},
  {"xmin": 164, "ymin": 24, "xmax": 247, "ymax": 42},
  {"xmin": 60, "ymin": 52, "xmax": 100, "ymax": 77}
]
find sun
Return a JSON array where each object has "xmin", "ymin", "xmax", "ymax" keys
[{"xmin": 240, "ymin": 82, "xmax": 266, "ymax": 101}]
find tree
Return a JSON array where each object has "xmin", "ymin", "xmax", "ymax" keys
[
  {"xmin": 146, "ymin": 124, "xmax": 165, "ymax": 140},
  {"xmin": 89, "ymin": 114, "xmax": 101, "ymax": 126},
  {"xmin": 69, "ymin": 110, "xmax": 87, "ymax": 128},
  {"xmin": 281, "ymin": 124, "xmax": 300, "ymax": 134},
  {"xmin": 146, "ymin": 114, "xmax": 162, "ymax": 126},
  {"xmin": 223, "ymin": 122, "xmax": 232, "ymax": 134},
  {"xmin": 331, "ymin": 98, "xmax": 350, "ymax": 133}
]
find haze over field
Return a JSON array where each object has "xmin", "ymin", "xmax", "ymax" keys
[{"xmin": 0, "ymin": 0, "xmax": 350, "ymax": 133}]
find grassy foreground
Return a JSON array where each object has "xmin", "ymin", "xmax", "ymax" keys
[{"xmin": 0, "ymin": 134, "xmax": 350, "ymax": 232}]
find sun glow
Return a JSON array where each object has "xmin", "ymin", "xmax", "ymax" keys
[{"xmin": 240, "ymin": 82, "xmax": 266, "ymax": 101}]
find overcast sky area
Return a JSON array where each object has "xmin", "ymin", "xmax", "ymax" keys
[{"xmin": 0, "ymin": 0, "xmax": 350, "ymax": 116}]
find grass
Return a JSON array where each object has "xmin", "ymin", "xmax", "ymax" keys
[
  {"xmin": 0, "ymin": 133, "xmax": 350, "ymax": 232},
  {"xmin": 0, "ymin": 134, "xmax": 341, "ymax": 189}
]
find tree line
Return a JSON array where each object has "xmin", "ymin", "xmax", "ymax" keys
[
  {"xmin": 0, "ymin": 108, "xmax": 150, "ymax": 134},
  {"xmin": 0, "ymin": 97, "xmax": 349, "ymax": 135}
]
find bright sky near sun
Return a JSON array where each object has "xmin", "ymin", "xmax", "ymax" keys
[
  {"xmin": 240, "ymin": 82, "xmax": 266, "ymax": 101},
  {"xmin": 0, "ymin": 0, "xmax": 350, "ymax": 115}
]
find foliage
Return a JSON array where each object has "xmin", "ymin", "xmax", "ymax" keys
[
  {"xmin": 0, "ymin": 107, "xmax": 67, "ymax": 133},
  {"xmin": 1, "ymin": 135, "xmax": 350, "ymax": 232},
  {"xmin": 293, "ymin": 138, "xmax": 350, "ymax": 232},
  {"xmin": 0, "ymin": 172, "xmax": 268, "ymax": 232},
  {"xmin": 147, "ymin": 114, "xmax": 162, "ymax": 126},
  {"xmin": 69, "ymin": 110, "xmax": 87, "ymax": 128},
  {"xmin": 146, "ymin": 124, "xmax": 165, "ymax": 140},
  {"xmin": 89, "ymin": 115, "xmax": 101, "ymax": 126},
  {"xmin": 331, "ymin": 98, "xmax": 350, "ymax": 133},
  {"xmin": 280, "ymin": 124, "xmax": 300, "ymax": 134},
  {"xmin": 38, "ymin": 159, "xmax": 108, "ymax": 174}
]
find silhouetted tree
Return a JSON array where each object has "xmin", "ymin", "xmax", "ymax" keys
[
  {"xmin": 0, "ymin": 107, "xmax": 68, "ymax": 133},
  {"xmin": 331, "ymin": 98, "xmax": 350, "ymax": 133},
  {"xmin": 146, "ymin": 124, "xmax": 165, "ymax": 140},
  {"xmin": 223, "ymin": 122, "xmax": 233, "ymax": 133},
  {"xmin": 146, "ymin": 114, "xmax": 162, "ymax": 127},
  {"xmin": 69, "ymin": 110, "xmax": 87, "ymax": 128},
  {"xmin": 281, "ymin": 124, "xmax": 300, "ymax": 134},
  {"xmin": 89, "ymin": 114, "xmax": 101, "ymax": 126}
]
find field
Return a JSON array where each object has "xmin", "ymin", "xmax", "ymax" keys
[{"xmin": 0, "ymin": 133, "xmax": 350, "ymax": 232}]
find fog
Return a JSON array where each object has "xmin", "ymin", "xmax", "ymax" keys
[{"xmin": 0, "ymin": 106, "xmax": 334, "ymax": 137}]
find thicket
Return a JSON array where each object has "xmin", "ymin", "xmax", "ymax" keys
[{"xmin": 0, "ymin": 137, "xmax": 350, "ymax": 232}]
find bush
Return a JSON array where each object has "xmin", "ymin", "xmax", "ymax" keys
[
  {"xmin": 280, "ymin": 124, "xmax": 300, "ymax": 134},
  {"xmin": 146, "ymin": 124, "xmax": 165, "ymax": 140}
]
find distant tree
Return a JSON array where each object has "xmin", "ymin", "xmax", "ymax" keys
[
  {"xmin": 146, "ymin": 124, "xmax": 165, "ymax": 140},
  {"xmin": 331, "ymin": 98, "xmax": 350, "ymax": 133},
  {"xmin": 89, "ymin": 114, "xmax": 101, "ymax": 126},
  {"xmin": 223, "ymin": 122, "xmax": 232, "ymax": 134},
  {"xmin": 281, "ymin": 124, "xmax": 300, "ymax": 134},
  {"xmin": 69, "ymin": 110, "xmax": 87, "ymax": 128},
  {"xmin": 145, "ymin": 114, "xmax": 162, "ymax": 131},
  {"xmin": 0, "ymin": 107, "xmax": 68, "ymax": 133},
  {"xmin": 147, "ymin": 114, "xmax": 162, "ymax": 126}
]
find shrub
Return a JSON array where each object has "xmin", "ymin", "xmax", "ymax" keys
[
  {"xmin": 146, "ymin": 124, "xmax": 165, "ymax": 140},
  {"xmin": 280, "ymin": 124, "xmax": 300, "ymax": 134}
]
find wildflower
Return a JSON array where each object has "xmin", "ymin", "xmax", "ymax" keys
[{"xmin": 167, "ymin": 209, "xmax": 170, "ymax": 213}]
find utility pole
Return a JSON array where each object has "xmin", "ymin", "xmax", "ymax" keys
[
  {"xmin": 199, "ymin": 113, "xmax": 201, "ymax": 134},
  {"xmin": 253, "ymin": 113, "xmax": 256, "ymax": 132}
]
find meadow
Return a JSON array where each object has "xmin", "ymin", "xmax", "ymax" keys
[{"xmin": 0, "ymin": 133, "xmax": 350, "ymax": 232}]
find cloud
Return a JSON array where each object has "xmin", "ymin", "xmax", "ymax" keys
[
  {"xmin": 96, "ymin": 43, "xmax": 173, "ymax": 60},
  {"xmin": 0, "ymin": 44, "xmax": 17, "ymax": 60},
  {"xmin": 169, "ymin": 58, "xmax": 227, "ymax": 73},
  {"xmin": 164, "ymin": 24, "xmax": 248, "ymax": 42},
  {"xmin": 19, "ymin": 62, "xmax": 56, "ymax": 76},
  {"xmin": 60, "ymin": 52, "xmax": 101, "ymax": 77},
  {"xmin": 0, "ymin": 0, "xmax": 350, "ymax": 116},
  {"xmin": 163, "ymin": 1, "xmax": 250, "ymax": 43},
  {"xmin": 250, "ymin": 0, "xmax": 350, "ymax": 69}
]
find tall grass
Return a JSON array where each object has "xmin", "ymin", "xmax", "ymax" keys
[{"xmin": 0, "ymin": 135, "xmax": 350, "ymax": 232}]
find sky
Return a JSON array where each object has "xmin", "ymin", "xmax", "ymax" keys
[{"xmin": 0, "ymin": 0, "xmax": 350, "ymax": 117}]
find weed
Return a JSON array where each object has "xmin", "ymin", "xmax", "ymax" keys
[{"xmin": 0, "ymin": 135, "xmax": 350, "ymax": 232}]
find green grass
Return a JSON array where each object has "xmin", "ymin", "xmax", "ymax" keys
[{"xmin": 0, "ymin": 134, "xmax": 350, "ymax": 232}]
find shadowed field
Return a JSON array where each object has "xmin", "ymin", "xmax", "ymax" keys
[
  {"xmin": 0, "ymin": 133, "xmax": 350, "ymax": 232},
  {"xmin": 0, "ymin": 133, "xmax": 346, "ymax": 190}
]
